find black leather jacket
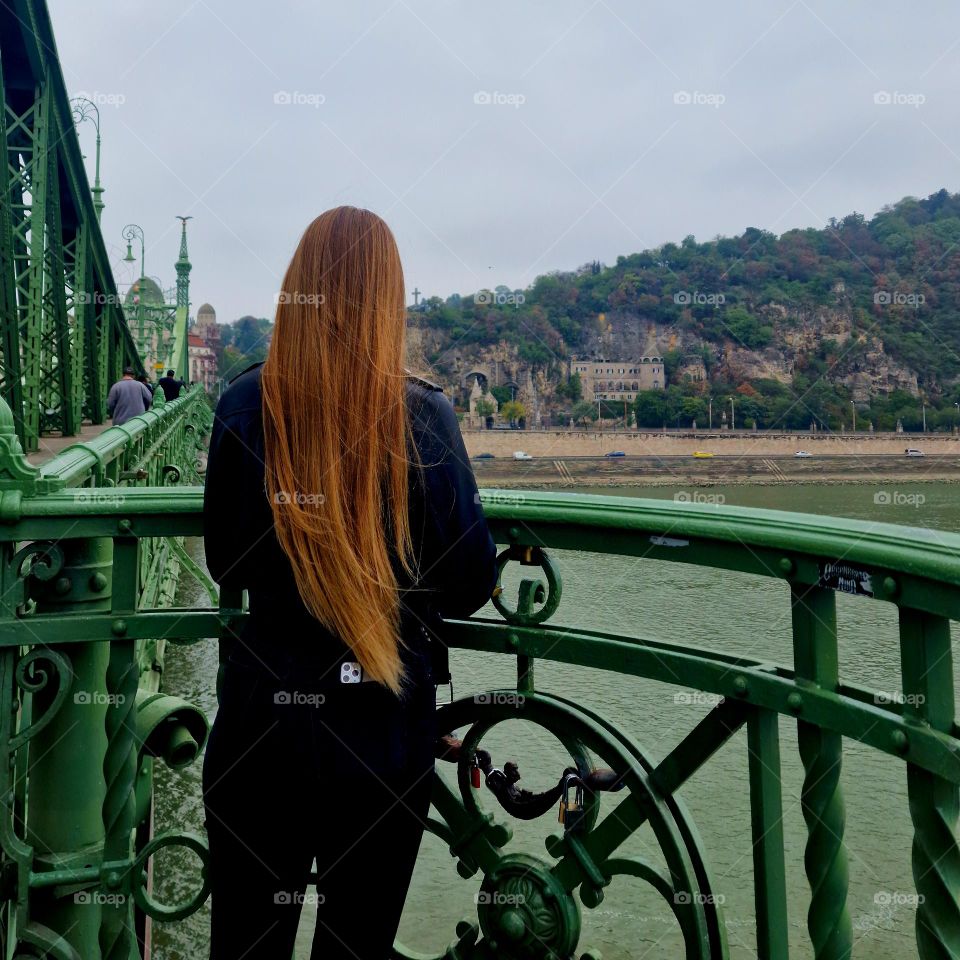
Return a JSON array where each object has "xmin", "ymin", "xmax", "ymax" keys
[{"xmin": 203, "ymin": 363, "xmax": 498, "ymax": 682}]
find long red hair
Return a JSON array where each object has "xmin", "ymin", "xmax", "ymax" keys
[{"xmin": 261, "ymin": 207, "xmax": 415, "ymax": 693}]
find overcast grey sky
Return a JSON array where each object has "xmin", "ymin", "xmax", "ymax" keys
[{"xmin": 52, "ymin": 0, "xmax": 960, "ymax": 325}]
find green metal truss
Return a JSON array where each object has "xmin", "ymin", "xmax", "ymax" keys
[{"xmin": 0, "ymin": 0, "xmax": 141, "ymax": 452}]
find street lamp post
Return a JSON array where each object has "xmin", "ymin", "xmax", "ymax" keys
[
  {"xmin": 922, "ymin": 402, "xmax": 927, "ymax": 433},
  {"xmin": 708, "ymin": 396, "xmax": 713, "ymax": 430},
  {"xmin": 122, "ymin": 224, "xmax": 146, "ymax": 281},
  {"xmin": 728, "ymin": 396, "xmax": 735, "ymax": 431},
  {"xmin": 122, "ymin": 224, "xmax": 147, "ymax": 362},
  {"xmin": 851, "ymin": 400, "xmax": 856, "ymax": 433},
  {"xmin": 71, "ymin": 97, "xmax": 105, "ymax": 222}
]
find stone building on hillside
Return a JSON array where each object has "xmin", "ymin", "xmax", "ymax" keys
[{"xmin": 569, "ymin": 357, "xmax": 666, "ymax": 400}]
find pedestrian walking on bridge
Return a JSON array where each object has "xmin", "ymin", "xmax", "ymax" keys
[{"xmin": 106, "ymin": 366, "xmax": 152, "ymax": 426}]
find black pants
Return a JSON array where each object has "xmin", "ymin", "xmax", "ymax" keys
[{"xmin": 202, "ymin": 647, "xmax": 436, "ymax": 959}]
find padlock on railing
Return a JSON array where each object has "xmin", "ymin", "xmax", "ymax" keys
[{"xmin": 557, "ymin": 772, "xmax": 587, "ymax": 832}]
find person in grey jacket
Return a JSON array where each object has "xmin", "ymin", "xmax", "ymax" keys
[{"xmin": 107, "ymin": 367, "xmax": 153, "ymax": 426}]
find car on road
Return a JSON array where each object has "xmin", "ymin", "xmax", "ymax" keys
[
  {"xmin": 474, "ymin": 452, "xmax": 495, "ymax": 459},
  {"xmin": 794, "ymin": 450, "xmax": 813, "ymax": 458},
  {"xmin": 513, "ymin": 451, "xmax": 533, "ymax": 460},
  {"xmin": 905, "ymin": 448, "xmax": 925, "ymax": 457},
  {"xmin": 605, "ymin": 451, "xmax": 626, "ymax": 457},
  {"xmin": 692, "ymin": 451, "xmax": 715, "ymax": 458}
]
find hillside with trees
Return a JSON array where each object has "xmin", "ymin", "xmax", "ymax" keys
[{"xmin": 411, "ymin": 189, "xmax": 960, "ymax": 431}]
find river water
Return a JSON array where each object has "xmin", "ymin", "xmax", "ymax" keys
[{"xmin": 152, "ymin": 482, "xmax": 957, "ymax": 959}]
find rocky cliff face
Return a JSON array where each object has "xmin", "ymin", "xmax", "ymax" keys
[{"xmin": 406, "ymin": 299, "xmax": 921, "ymax": 410}]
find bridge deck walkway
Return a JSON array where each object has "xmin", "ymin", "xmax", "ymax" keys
[{"xmin": 27, "ymin": 422, "xmax": 114, "ymax": 466}]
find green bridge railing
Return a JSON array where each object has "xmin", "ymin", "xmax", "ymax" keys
[{"xmin": 0, "ymin": 396, "xmax": 957, "ymax": 959}]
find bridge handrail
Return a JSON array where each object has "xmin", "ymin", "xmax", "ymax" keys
[
  {"xmin": 2, "ymin": 480, "xmax": 958, "ymax": 959},
  {"xmin": 36, "ymin": 388, "xmax": 208, "ymax": 490}
]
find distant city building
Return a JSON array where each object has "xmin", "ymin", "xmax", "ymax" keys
[
  {"xmin": 189, "ymin": 302, "xmax": 219, "ymax": 392},
  {"xmin": 569, "ymin": 357, "xmax": 665, "ymax": 400}
]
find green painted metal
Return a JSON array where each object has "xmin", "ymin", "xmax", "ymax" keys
[
  {"xmin": 0, "ymin": 0, "xmax": 142, "ymax": 451},
  {"xmin": 1, "ymin": 463, "xmax": 959, "ymax": 957}
]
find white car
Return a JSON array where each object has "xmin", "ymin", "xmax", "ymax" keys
[
  {"xmin": 905, "ymin": 448, "xmax": 924, "ymax": 457},
  {"xmin": 513, "ymin": 451, "xmax": 533, "ymax": 460},
  {"xmin": 794, "ymin": 450, "xmax": 812, "ymax": 458}
]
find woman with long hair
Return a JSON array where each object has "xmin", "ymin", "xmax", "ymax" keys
[{"xmin": 202, "ymin": 206, "xmax": 497, "ymax": 959}]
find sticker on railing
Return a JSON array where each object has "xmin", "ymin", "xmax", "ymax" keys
[
  {"xmin": 650, "ymin": 535, "xmax": 690, "ymax": 548},
  {"xmin": 818, "ymin": 561, "xmax": 874, "ymax": 597}
]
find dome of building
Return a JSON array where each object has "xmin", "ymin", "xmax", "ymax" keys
[
  {"xmin": 197, "ymin": 303, "xmax": 216, "ymax": 319},
  {"xmin": 124, "ymin": 276, "xmax": 165, "ymax": 307}
]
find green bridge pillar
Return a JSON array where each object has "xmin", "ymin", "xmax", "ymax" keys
[{"xmin": 26, "ymin": 536, "xmax": 114, "ymax": 957}]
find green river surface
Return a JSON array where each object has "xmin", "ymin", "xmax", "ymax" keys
[{"xmin": 152, "ymin": 481, "xmax": 958, "ymax": 959}]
